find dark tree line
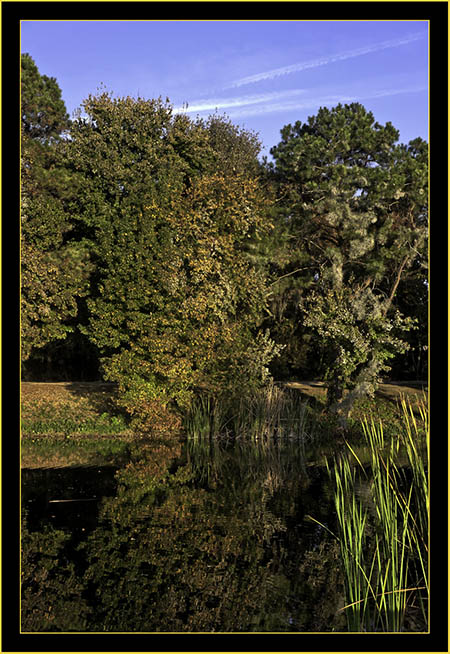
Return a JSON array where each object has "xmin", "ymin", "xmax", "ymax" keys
[{"xmin": 21, "ymin": 54, "xmax": 428, "ymax": 422}]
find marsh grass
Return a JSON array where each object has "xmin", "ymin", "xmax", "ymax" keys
[
  {"xmin": 310, "ymin": 399, "xmax": 428, "ymax": 632},
  {"xmin": 185, "ymin": 384, "xmax": 313, "ymax": 442},
  {"xmin": 184, "ymin": 394, "xmax": 232, "ymax": 441}
]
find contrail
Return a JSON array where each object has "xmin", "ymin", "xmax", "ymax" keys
[
  {"xmin": 222, "ymin": 84, "xmax": 427, "ymax": 119},
  {"xmin": 226, "ymin": 31, "xmax": 427, "ymax": 89},
  {"xmin": 173, "ymin": 88, "xmax": 306, "ymax": 114}
]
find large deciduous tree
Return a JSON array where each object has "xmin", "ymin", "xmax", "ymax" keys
[
  {"xmin": 21, "ymin": 54, "xmax": 92, "ymax": 365},
  {"xmin": 269, "ymin": 103, "xmax": 427, "ymax": 420},
  {"xmin": 65, "ymin": 93, "xmax": 279, "ymax": 424}
]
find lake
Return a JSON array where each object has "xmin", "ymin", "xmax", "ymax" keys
[{"xmin": 21, "ymin": 435, "xmax": 352, "ymax": 632}]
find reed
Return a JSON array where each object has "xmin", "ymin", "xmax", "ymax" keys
[
  {"xmin": 324, "ymin": 399, "xmax": 428, "ymax": 631},
  {"xmin": 184, "ymin": 384, "xmax": 312, "ymax": 442},
  {"xmin": 327, "ymin": 455, "xmax": 376, "ymax": 631},
  {"xmin": 184, "ymin": 394, "xmax": 233, "ymax": 440}
]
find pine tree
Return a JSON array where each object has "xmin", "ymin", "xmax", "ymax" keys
[{"xmin": 269, "ymin": 103, "xmax": 427, "ymax": 420}]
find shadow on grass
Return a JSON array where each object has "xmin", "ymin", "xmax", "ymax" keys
[{"xmin": 64, "ymin": 381, "xmax": 121, "ymax": 416}]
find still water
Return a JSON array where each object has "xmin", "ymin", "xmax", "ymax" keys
[{"xmin": 22, "ymin": 437, "xmax": 350, "ymax": 632}]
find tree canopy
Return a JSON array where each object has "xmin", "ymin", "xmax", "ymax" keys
[
  {"xmin": 21, "ymin": 57, "xmax": 428, "ymax": 425},
  {"xmin": 63, "ymin": 92, "xmax": 279, "ymax": 421}
]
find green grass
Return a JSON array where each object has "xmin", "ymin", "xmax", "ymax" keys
[{"xmin": 21, "ymin": 411, "xmax": 128, "ymax": 438}]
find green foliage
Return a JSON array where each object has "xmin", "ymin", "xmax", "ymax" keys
[
  {"xmin": 65, "ymin": 92, "xmax": 278, "ymax": 415},
  {"xmin": 21, "ymin": 52, "xmax": 70, "ymax": 141},
  {"xmin": 268, "ymin": 103, "xmax": 428, "ymax": 413},
  {"xmin": 21, "ymin": 54, "xmax": 91, "ymax": 363},
  {"xmin": 21, "ymin": 53, "xmax": 427, "ymax": 417},
  {"xmin": 301, "ymin": 283, "xmax": 414, "ymax": 411}
]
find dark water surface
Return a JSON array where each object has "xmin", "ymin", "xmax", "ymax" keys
[{"xmin": 22, "ymin": 438, "xmax": 350, "ymax": 632}]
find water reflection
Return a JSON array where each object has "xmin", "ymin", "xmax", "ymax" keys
[{"xmin": 21, "ymin": 437, "xmax": 348, "ymax": 632}]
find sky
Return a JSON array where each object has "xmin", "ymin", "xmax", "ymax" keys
[{"xmin": 21, "ymin": 20, "xmax": 428, "ymax": 159}]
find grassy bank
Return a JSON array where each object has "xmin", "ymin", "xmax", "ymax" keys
[{"xmin": 21, "ymin": 382, "xmax": 133, "ymax": 468}]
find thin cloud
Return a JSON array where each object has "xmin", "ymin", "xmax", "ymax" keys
[{"xmin": 226, "ymin": 32, "xmax": 427, "ymax": 89}]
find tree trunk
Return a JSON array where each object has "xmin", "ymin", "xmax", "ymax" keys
[{"xmin": 328, "ymin": 357, "xmax": 385, "ymax": 428}]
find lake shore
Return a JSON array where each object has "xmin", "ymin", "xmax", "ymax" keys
[{"xmin": 21, "ymin": 380, "xmax": 427, "ymax": 469}]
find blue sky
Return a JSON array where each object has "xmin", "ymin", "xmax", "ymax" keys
[{"xmin": 21, "ymin": 20, "xmax": 428, "ymax": 158}]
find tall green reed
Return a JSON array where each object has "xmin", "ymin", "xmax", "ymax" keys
[
  {"xmin": 326, "ymin": 455, "xmax": 375, "ymax": 631},
  {"xmin": 312, "ymin": 399, "xmax": 428, "ymax": 632},
  {"xmin": 184, "ymin": 384, "xmax": 312, "ymax": 443},
  {"xmin": 184, "ymin": 393, "xmax": 232, "ymax": 440}
]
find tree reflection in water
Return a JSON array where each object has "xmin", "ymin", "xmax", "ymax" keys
[{"xmin": 21, "ymin": 434, "xmax": 347, "ymax": 632}]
